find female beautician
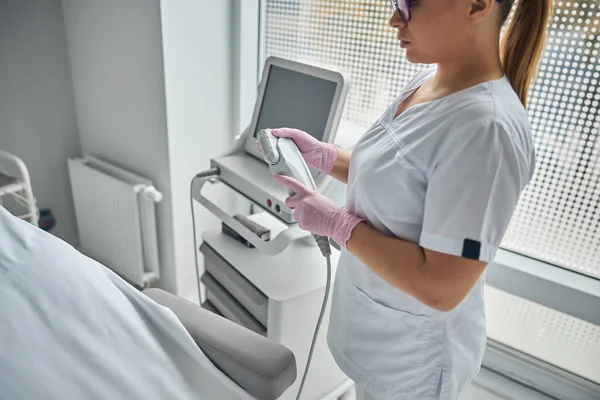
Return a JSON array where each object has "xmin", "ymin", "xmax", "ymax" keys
[{"xmin": 270, "ymin": 0, "xmax": 552, "ymax": 399}]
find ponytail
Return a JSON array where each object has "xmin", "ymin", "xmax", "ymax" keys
[{"xmin": 499, "ymin": 0, "xmax": 553, "ymax": 107}]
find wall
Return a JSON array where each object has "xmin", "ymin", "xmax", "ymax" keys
[
  {"xmin": 0, "ymin": 0, "xmax": 81, "ymax": 245},
  {"xmin": 159, "ymin": 0, "xmax": 235, "ymax": 300},
  {"xmin": 61, "ymin": 0, "xmax": 236, "ymax": 297},
  {"xmin": 61, "ymin": 0, "xmax": 177, "ymax": 292}
]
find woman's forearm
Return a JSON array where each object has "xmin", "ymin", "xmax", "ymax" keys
[
  {"xmin": 346, "ymin": 222, "xmax": 433, "ymax": 305},
  {"xmin": 329, "ymin": 149, "xmax": 352, "ymax": 183},
  {"xmin": 345, "ymin": 222, "xmax": 487, "ymax": 312}
]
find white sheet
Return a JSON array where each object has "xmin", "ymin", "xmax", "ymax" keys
[{"xmin": 0, "ymin": 206, "xmax": 254, "ymax": 400}]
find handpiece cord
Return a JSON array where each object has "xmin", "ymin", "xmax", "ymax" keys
[
  {"xmin": 296, "ymin": 235, "xmax": 332, "ymax": 400},
  {"xmin": 190, "ymin": 168, "xmax": 220, "ymax": 304}
]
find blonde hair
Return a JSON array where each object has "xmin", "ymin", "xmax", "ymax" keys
[{"xmin": 499, "ymin": 0, "xmax": 553, "ymax": 107}]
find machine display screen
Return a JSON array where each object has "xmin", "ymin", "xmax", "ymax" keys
[{"xmin": 253, "ymin": 65, "xmax": 338, "ymax": 141}]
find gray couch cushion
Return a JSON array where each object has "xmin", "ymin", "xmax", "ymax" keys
[{"xmin": 143, "ymin": 289, "xmax": 296, "ymax": 400}]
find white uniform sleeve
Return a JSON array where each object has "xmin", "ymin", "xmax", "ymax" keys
[{"xmin": 419, "ymin": 121, "xmax": 527, "ymax": 262}]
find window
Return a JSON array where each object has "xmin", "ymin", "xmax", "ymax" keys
[
  {"xmin": 264, "ymin": 0, "xmax": 600, "ymax": 279},
  {"xmin": 503, "ymin": 1, "xmax": 600, "ymax": 279},
  {"xmin": 262, "ymin": 0, "xmax": 600, "ymax": 391},
  {"xmin": 486, "ymin": 286, "xmax": 600, "ymax": 383}
]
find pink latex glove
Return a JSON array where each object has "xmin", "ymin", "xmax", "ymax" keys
[
  {"xmin": 270, "ymin": 128, "xmax": 339, "ymax": 175},
  {"xmin": 274, "ymin": 174, "xmax": 364, "ymax": 248}
]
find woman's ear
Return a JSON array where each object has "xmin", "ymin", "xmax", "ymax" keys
[{"xmin": 468, "ymin": 0, "xmax": 495, "ymax": 22}]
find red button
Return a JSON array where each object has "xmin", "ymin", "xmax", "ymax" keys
[{"xmin": 267, "ymin": 199, "xmax": 272, "ymax": 207}]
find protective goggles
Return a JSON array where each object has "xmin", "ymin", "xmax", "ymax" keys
[
  {"xmin": 389, "ymin": 0, "xmax": 412, "ymax": 22},
  {"xmin": 390, "ymin": 0, "xmax": 504, "ymax": 23}
]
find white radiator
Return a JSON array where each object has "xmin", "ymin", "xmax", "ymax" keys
[{"xmin": 68, "ymin": 156, "xmax": 162, "ymax": 287}]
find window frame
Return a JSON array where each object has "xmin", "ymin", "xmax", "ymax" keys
[
  {"xmin": 231, "ymin": 0, "xmax": 263, "ymax": 136},
  {"xmin": 482, "ymin": 339, "xmax": 600, "ymax": 400},
  {"xmin": 238, "ymin": 2, "xmax": 600, "ymax": 398},
  {"xmin": 487, "ymin": 249, "xmax": 600, "ymax": 327}
]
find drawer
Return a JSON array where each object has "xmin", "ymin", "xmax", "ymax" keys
[
  {"xmin": 202, "ymin": 273, "xmax": 267, "ymax": 337},
  {"xmin": 200, "ymin": 242, "xmax": 268, "ymax": 326}
]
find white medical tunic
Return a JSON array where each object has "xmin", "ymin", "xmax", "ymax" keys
[
  {"xmin": 327, "ymin": 67, "xmax": 535, "ymax": 400},
  {"xmin": 0, "ymin": 206, "xmax": 254, "ymax": 400}
]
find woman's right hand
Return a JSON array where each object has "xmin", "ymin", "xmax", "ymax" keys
[{"xmin": 270, "ymin": 128, "xmax": 339, "ymax": 175}]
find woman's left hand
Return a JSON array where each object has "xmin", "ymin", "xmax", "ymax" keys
[{"xmin": 274, "ymin": 175, "xmax": 364, "ymax": 248}]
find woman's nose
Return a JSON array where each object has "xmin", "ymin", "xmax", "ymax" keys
[{"xmin": 388, "ymin": 11, "xmax": 407, "ymax": 29}]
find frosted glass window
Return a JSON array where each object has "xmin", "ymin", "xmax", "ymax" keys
[
  {"xmin": 264, "ymin": 0, "xmax": 600, "ymax": 279},
  {"xmin": 486, "ymin": 286, "xmax": 600, "ymax": 383}
]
